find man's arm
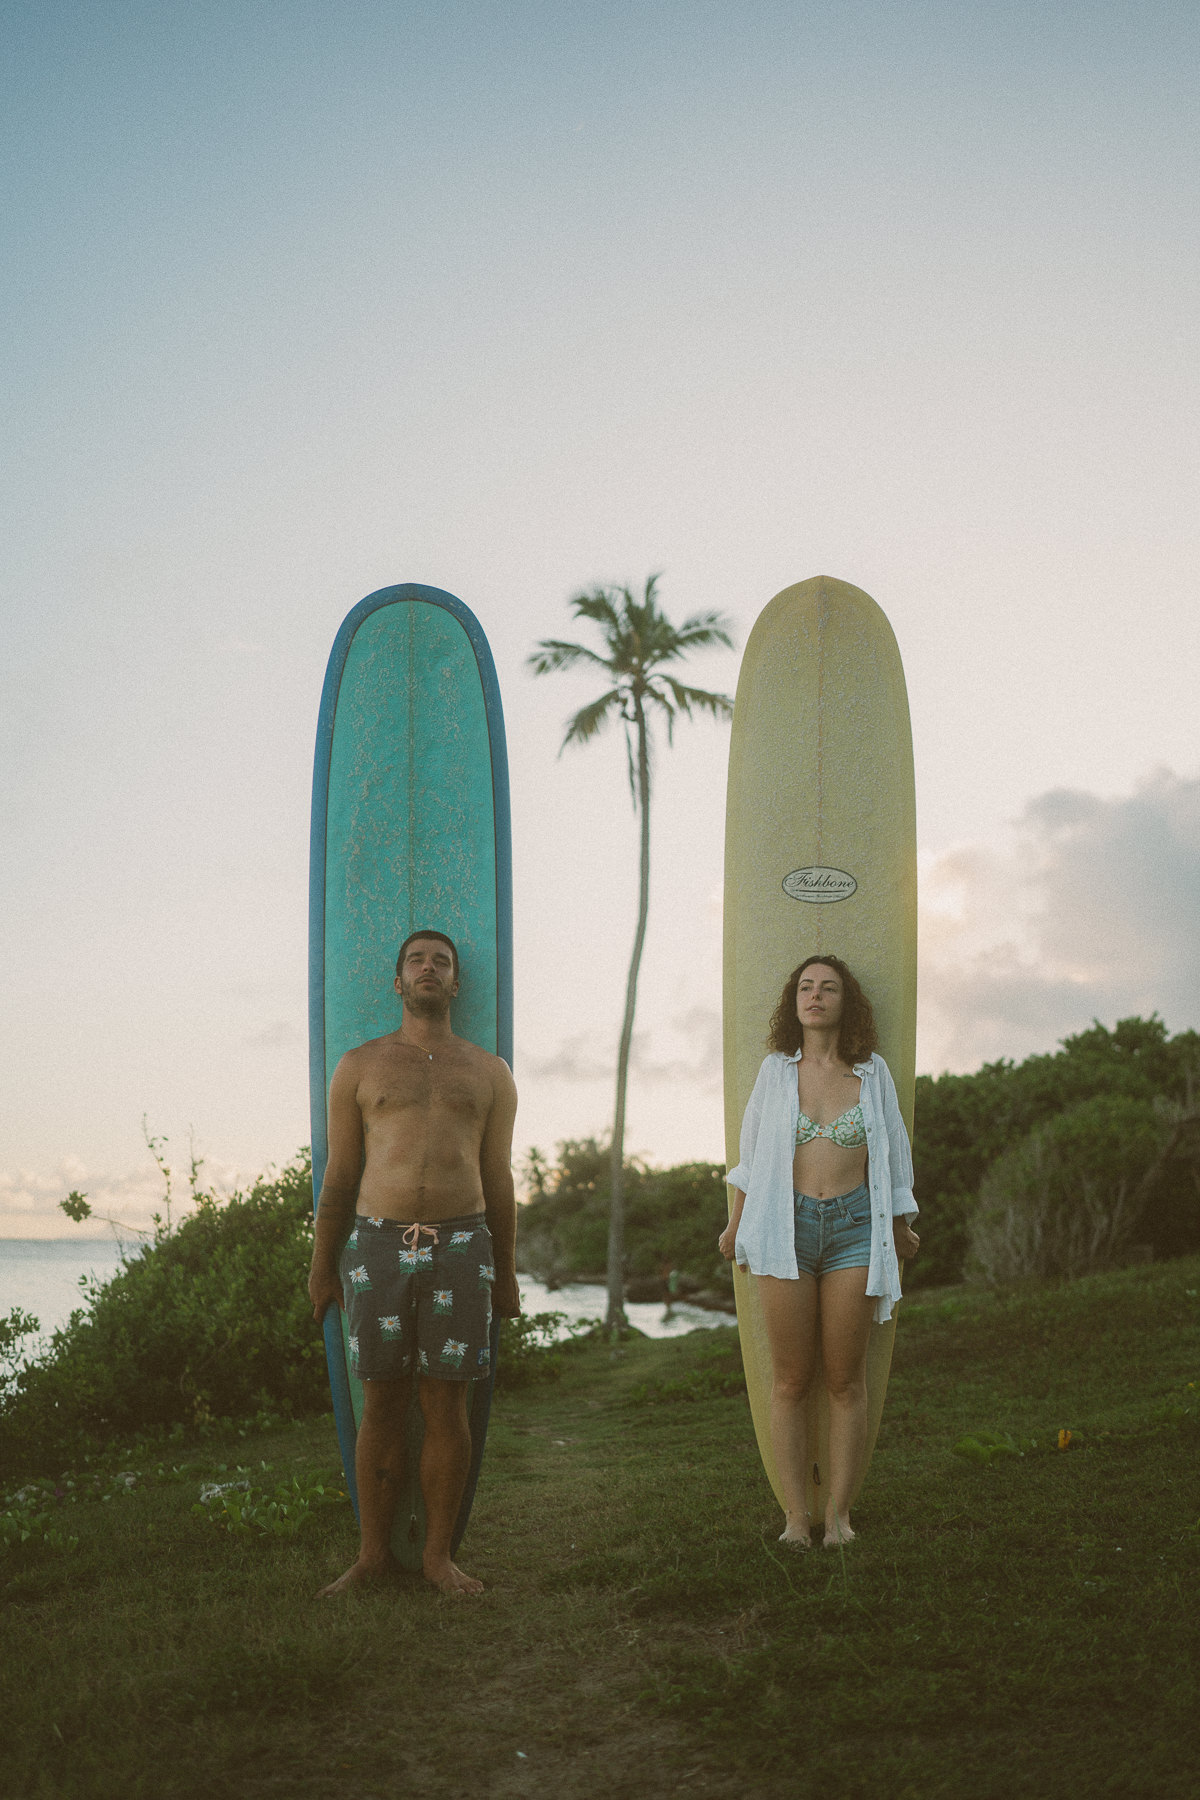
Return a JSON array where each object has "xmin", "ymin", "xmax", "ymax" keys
[
  {"xmin": 307, "ymin": 1052, "xmax": 364, "ymax": 1322},
  {"xmin": 480, "ymin": 1058, "xmax": 520, "ymax": 1319}
]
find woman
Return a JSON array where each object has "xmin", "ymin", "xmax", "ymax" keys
[{"xmin": 720, "ymin": 956, "xmax": 919, "ymax": 1548}]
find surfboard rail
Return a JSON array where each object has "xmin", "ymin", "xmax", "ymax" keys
[
  {"xmin": 308, "ymin": 583, "xmax": 512, "ymax": 1552},
  {"xmin": 723, "ymin": 575, "xmax": 916, "ymax": 1521}
]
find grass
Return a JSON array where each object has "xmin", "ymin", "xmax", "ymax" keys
[{"xmin": 3, "ymin": 1257, "xmax": 1199, "ymax": 1799}]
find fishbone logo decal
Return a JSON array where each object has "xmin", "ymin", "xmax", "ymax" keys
[{"xmin": 782, "ymin": 866, "xmax": 857, "ymax": 904}]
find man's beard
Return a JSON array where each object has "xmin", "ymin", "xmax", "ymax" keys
[{"xmin": 401, "ymin": 980, "xmax": 452, "ymax": 1021}]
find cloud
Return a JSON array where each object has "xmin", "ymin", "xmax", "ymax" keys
[
  {"xmin": 918, "ymin": 767, "xmax": 1200, "ymax": 1072},
  {"xmin": 0, "ymin": 1155, "xmax": 245, "ymax": 1239},
  {"xmin": 521, "ymin": 1006, "xmax": 723, "ymax": 1091},
  {"xmin": 520, "ymin": 1034, "xmax": 613, "ymax": 1083},
  {"xmin": 243, "ymin": 1020, "xmax": 301, "ymax": 1049}
]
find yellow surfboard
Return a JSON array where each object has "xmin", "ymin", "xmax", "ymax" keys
[{"xmin": 723, "ymin": 576, "xmax": 917, "ymax": 1521}]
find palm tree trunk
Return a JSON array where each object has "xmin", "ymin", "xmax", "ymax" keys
[{"xmin": 606, "ymin": 702, "xmax": 652, "ymax": 1334}]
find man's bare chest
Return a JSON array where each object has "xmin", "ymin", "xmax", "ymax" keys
[{"xmin": 358, "ymin": 1050, "xmax": 490, "ymax": 1128}]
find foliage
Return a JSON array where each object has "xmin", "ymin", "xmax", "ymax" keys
[
  {"xmin": 0, "ymin": 1306, "xmax": 40, "ymax": 1390},
  {"xmin": 495, "ymin": 1310, "xmax": 595, "ymax": 1389},
  {"xmin": 950, "ymin": 1426, "xmax": 1084, "ymax": 1464},
  {"xmin": 0, "ymin": 1153, "xmax": 327, "ymax": 1472},
  {"xmin": 518, "ymin": 1137, "xmax": 732, "ymax": 1292},
  {"xmin": 529, "ymin": 574, "xmax": 734, "ymax": 1332},
  {"xmin": 193, "ymin": 1469, "xmax": 348, "ymax": 1540},
  {"xmin": 912, "ymin": 1015, "xmax": 1200, "ymax": 1286},
  {"xmin": 0, "ymin": 1487, "xmax": 80, "ymax": 1556},
  {"xmin": 1, "ymin": 1459, "xmax": 204, "ymax": 1559},
  {"xmin": 967, "ymin": 1093, "xmax": 1168, "ymax": 1283}
]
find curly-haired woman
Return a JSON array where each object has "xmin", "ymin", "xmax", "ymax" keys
[{"xmin": 720, "ymin": 956, "xmax": 919, "ymax": 1548}]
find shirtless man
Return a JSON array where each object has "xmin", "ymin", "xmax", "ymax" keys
[{"xmin": 307, "ymin": 930, "xmax": 519, "ymax": 1597}]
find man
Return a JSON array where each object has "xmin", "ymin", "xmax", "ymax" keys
[{"xmin": 308, "ymin": 930, "xmax": 520, "ymax": 1597}]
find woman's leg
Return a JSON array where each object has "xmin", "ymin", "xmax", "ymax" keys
[
  {"xmin": 817, "ymin": 1265, "xmax": 875, "ymax": 1543},
  {"xmin": 757, "ymin": 1272, "xmax": 820, "ymax": 1543}
]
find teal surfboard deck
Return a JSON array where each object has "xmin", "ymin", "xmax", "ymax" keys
[{"xmin": 309, "ymin": 584, "xmax": 513, "ymax": 1570}]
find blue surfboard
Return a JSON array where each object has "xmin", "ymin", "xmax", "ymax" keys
[{"xmin": 309, "ymin": 583, "xmax": 513, "ymax": 1570}]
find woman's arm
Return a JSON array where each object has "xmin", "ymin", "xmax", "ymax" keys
[{"xmin": 718, "ymin": 1188, "xmax": 746, "ymax": 1262}]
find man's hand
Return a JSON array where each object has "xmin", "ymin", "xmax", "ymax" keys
[
  {"xmin": 492, "ymin": 1270, "xmax": 522, "ymax": 1320},
  {"xmin": 893, "ymin": 1219, "xmax": 920, "ymax": 1261},
  {"xmin": 308, "ymin": 1264, "xmax": 344, "ymax": 1323}
]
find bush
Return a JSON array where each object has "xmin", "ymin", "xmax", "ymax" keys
[
  {"xmin": 517, "ymin": 1138, "xmax": 731, "ymax": 1290},
  {"xmin": 494, "ymin": 1311, "xmax": 593, "ymax": 1389},
  {"xmin": 967, "ymin": 1095, "xmax": 1167, "ymax": 1284},
  {"xmin": 912, "ymin": 1015, "xmax": 1200, "ymax": 1285},
  {"xmin": 0, "ymin": 1154, "xmax": 327, "ymax": 1473}
]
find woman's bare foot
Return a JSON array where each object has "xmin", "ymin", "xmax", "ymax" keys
[
  {"xmin": 823, "ymin": 1512, "xmax": 856, "ymax": 1548},
  {"xmin": 779, "ymin": 1513, "xmax": 812, "ymax": 1550},
  {"xmin": 316, "ymin": 1553, "xmax": 401, "ymax": 1598},
  {"xmin": 423, "ymin": 1555, "xmax": 484, "ymax": 1596}
]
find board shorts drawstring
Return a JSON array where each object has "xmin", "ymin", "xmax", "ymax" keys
[{"xmin": 401, "ymin": 1221, "xmax": 440, "ymax": 1252}]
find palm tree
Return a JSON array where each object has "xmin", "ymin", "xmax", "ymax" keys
[{"xmin": 529, "ymin": 575, "xmax": 734, "ymax": 1332}]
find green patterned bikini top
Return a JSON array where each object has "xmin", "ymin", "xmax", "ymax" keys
[{"xmin": 795, "ymin": 1102, "xmax": 867, "ymax": 1149}]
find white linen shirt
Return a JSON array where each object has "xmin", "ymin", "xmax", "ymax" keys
[{"xmin": 727, "ymin": 1049, "xmax": 917, "ymax": 1324}]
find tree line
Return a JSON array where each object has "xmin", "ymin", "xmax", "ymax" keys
[
  {"xmin": 5, "ymin": 1015, "xmax": 1194, "ymax": 1474},
  {"xmin": 518, "ymin": 1015, "xmax": 1200, "ymax": 1295}
]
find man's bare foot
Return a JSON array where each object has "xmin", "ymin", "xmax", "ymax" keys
[
  {"xmin": 316, "ymin": 1554, "xmax": 400, "ymax": 1598},
  {"xmin": 823, "ymin": 1513, "xmax": 856, "ymax": 1548},
  {"xmin": 423, "ymin": 1555, "xmax": 484, "ymax": 1596}
]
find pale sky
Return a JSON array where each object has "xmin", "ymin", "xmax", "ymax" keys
[{"xmin": 3, "ymin": 1, "xmax": 1198, "ymax": 1234}]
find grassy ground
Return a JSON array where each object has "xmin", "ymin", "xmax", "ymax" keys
[{"xmin": 3, "ymin": 1257, "xmax": 1198, "ymax": 1800}]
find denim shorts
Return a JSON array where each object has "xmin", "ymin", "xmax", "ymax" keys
[{"xmin": 793, "ymin": 1183, "xmax": 872, "ymax": 1277}]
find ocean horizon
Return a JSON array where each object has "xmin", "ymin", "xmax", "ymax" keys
[{"xmin": 1, "ymin": 1238, "xmax": 728, "ymax": 1369}]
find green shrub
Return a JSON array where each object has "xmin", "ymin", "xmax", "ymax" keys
[
  {"xmin": 912, "ymin": 1015, "xmax": 1200, "ymax": 1284},
  {"xmin": 518, "ymin": 1138, "xmax": 732, "ymax": 1289},
  {"xmin": 0, "ymin": 1307, "xmax": 40, "ymax": 1393},
  {"xmin": 967, "ymin": 1094, "xmax": 1167, "ymax": 1284},
  {"xmin": 0, "ymin": 1154, "xmax": 327, "ymax": 1473},
  {"xmin": 495, "ymin": 1310, "xmax": 594, "ymax": 1389},
  {"xmin": 193, "ymin": 1470, "xmax": 349, "ymax": 1539}
]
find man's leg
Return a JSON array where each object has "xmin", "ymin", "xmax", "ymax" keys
[
  {"xmin": 316, "ymin": 1375, "xmax": 409, "ymax": 1596},
  {"xmin": 418, "ymin": 1375, "xmax": 483, "ymax": 1595}
]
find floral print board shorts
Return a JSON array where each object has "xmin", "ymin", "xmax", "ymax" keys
[{"xmin": 340, "ymin": 1213, "xmax": 495, "ymax": 1383}]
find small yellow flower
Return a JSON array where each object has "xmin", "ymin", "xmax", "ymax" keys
[{"xmin": 1057, "ymin": 1428, "xmax": 1072, "ymax": 1450}]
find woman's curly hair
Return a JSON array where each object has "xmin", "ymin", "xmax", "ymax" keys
[{"xmin": 767, "ymin": 954, "xmax": 879, "ymax": 1063}]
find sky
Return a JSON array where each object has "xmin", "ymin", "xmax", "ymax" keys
[{"xmin": 2, "ymin": 0, "xmax": 1198, "ymax": 1235}]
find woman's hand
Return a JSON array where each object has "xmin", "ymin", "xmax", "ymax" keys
[
  {"xmin": 893, "ymin": 1218, "xmax": 920, "ymax": 1261},
  {"xmin": 717, "ymin": 1221, "xmax": 739, "ymax": 1261}
]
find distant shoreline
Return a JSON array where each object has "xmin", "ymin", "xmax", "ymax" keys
[{"xmin": 0, "ymin": 1235, "xmax": 143, "ymax": 1247}]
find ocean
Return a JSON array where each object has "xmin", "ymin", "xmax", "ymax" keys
[{"xmin": 0, "ymin": 1239, "xmax": 730, "ymax": 1367}]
